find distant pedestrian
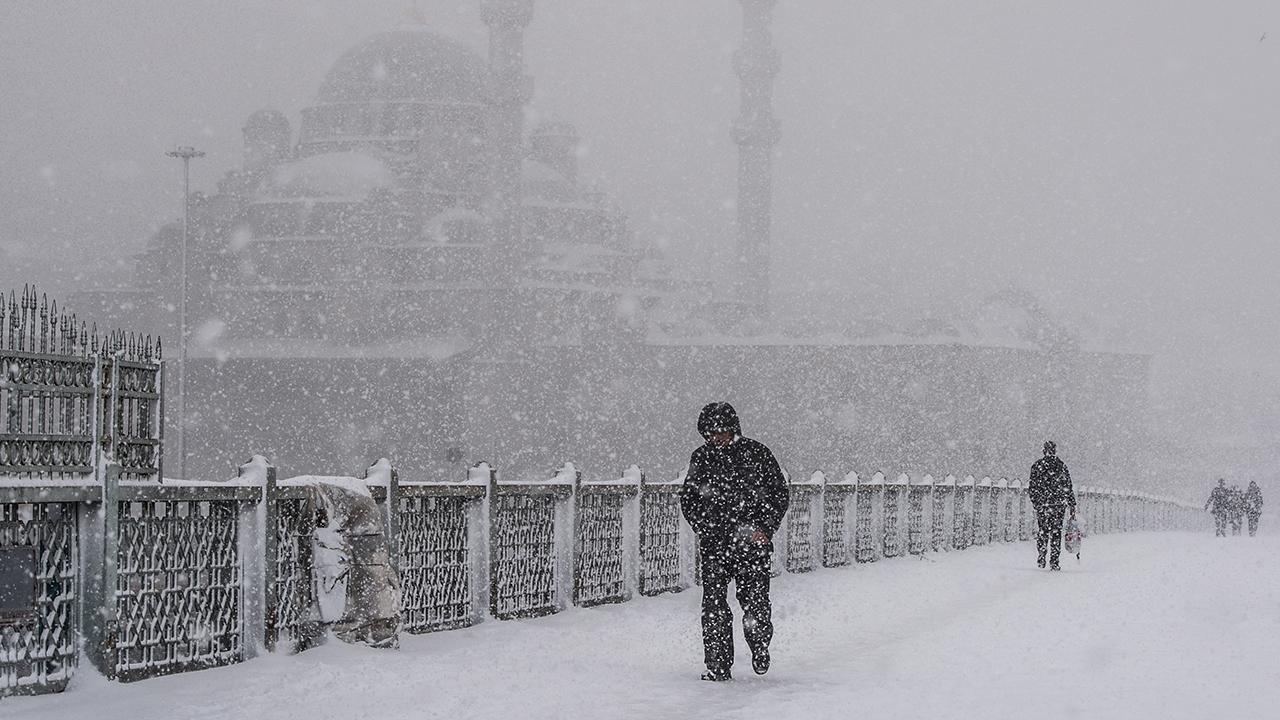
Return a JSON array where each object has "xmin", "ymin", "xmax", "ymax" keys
[
  {"xmin": 1205, "ymin": 479, "xmax": 1230, "ymax": 537},
  {"xmin": 1229, "ymin": 484, "xmax": 1245, "ymax": 536},
  {"xmin": 1028, "ymin": 440, "xmax": 1077, "ymax": 571},
  {"xmin": 679, "ymin": 402, "xmax": 789, "ymax": 682},
  {"xmin": 1244, "ymin": 481, "xmax": 1263, "ymax": 537}
]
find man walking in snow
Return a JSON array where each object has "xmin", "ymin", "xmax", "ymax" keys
[
  {"xmin": 680, "ymin": 402, "xmax": 789, "ymax": 682},
  {"xmin": 1244, "ymin": 481, "xmax": 1264, "ymax": 536},
  {"xmin": 1205, "ymin": 478, "xmax": 1230, "ymax": 537},
  {"xmin": 1228, "ymin": 484, "xmax": 1246, "ymax": 535},
  {"xmin": 1029, "ymin": 440, "xmax": 1076, "ymax": 571}
]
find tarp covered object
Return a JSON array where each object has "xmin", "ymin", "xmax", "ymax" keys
[{"xmin": 306, "ymin": 477, "xmax": 401, "ymax": 648}]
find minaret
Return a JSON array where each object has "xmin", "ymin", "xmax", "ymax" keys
[
  {"xmin": 732, "ymin": 0, "xmax": 781, "ymax": 316},
  {"xmin": 481, "ymin": 0, "xmax": 534, "ymax": 256}
]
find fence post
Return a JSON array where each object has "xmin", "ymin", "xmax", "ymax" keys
[
  {"xmin": 262, "ymin": 462, "xmax": 280, "ymax": 652},
  {"xmin": 95, "ymin": 460, "xmax": 121, "ymax": 679},
  {"xmin": 621, "ymin": 466, "xmax": 642, "ymax": 602},
  {"xmin": 235, "ymin": 456, "xmax": 272, "ymax": 658}
]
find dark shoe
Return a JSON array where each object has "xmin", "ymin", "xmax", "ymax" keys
[
  {"xmin": 701, "ymin": 667, "xmax": 732, "ymax": 682},
  {"xmin": 1049, "ymin": 563, "xmax": 1061, "ymax": 571},
  {"xmin": 1037, "ymin": 557, "xmax": 1046, "ymax": 569},
  {"xmin": 752, "ymin": 648, "xmax": 770, "ymax": 675}
]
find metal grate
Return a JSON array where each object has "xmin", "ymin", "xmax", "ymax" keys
[
  {"xmin": 907, "ymin": 488, "xmax": 927, "ymax": 555},
  {"xmin": 399, "ymin": 495, "xmax": 475, "ymax": 632},
  {"xmin": 574, "ymin": 491, "xmax": 626, "ymax": 606},
  {"xmin": 639, "ymin": 490, "xmax": 681, "ymax": 595},
  {"xmin": 855, "ymin": 489, "xmax": 877, "ymax": 563},
  {"xmin": 273, "ymin": 497, "xmax": 316, "ymax": 649},
  {"xmin": 953, "ymin": 488, "xmax": 971, "ymax": 550},
  {"xmin": 785, "ymin": 487, "xmax": 816, "ymax": 573},
  {"xmin": 0, "ymin": 502, "xmax": 77, "ymax": 696},
  {"xmin": 491, "ymin": 493, "xmax": 558, "ymax": 619},
  {"xmin": 115, "ymin": 500, "xmax": 241, "ymax": 681},
  {"xmin": 883, "ymin": 489, "xmax": 902, "ymax": 557},
  {"xmin": 931, "ymin": 489, "xmax": 949, "ymax": 551},
  {"xmin": 821, "ymin": 490, "xmax": 850, "ymax": 567}
]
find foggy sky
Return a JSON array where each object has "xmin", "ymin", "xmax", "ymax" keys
[{"xmin": 3, "ymin": 1, "xmax": 1279, "ymax": 463}]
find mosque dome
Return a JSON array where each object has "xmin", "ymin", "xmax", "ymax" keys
[
  {"xmin": 244, "ymin": 109, "xmax": 291, "ymax": 133},
  {"xmin": 317, "ymin": 29, "xmax": 486, "ymax": 104}
]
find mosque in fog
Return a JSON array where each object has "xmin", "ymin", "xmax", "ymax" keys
[{"xmin": 74, "ymin": 2, "xmax": 1152, "ymax": 487}]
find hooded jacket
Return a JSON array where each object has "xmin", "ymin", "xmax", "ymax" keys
[
  {"xmin": 1029, "ymin": 453, "xmax": 1076, "ymax": 511},
  {"xmin": 679, "ymin": 403, "xmax": 789, "ymax": 553},
  {"xmin": 1244, "ymin": 482, "xmax": 1263, "ymax": 514}
]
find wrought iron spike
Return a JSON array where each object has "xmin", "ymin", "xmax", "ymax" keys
[{"xmin": 155, "ymin": 336, "xmax": 163, "ymax": 360}]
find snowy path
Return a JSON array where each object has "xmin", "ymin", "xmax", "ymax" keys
[{"xmin": 10, "ymin": 533, "xmax": 1277, "ymax": 720}]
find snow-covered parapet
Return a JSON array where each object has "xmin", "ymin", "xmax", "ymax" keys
[
  {"xmin": 1009, "ymin": 479, "xmax": 1023, "ymax": 490},
  {"xmin": 834, "ymin": 470, "xmax": 859, "ymax": 486},
  {"xmin": 619, "ymin": 465, "xmax": 644, "ymax": 484},
  {"xmin": 791, "ymin": 470, "xmax": 822, "ymax": 486},
  {"xmin": 977, "ymin": 476, "xmax": 993, "ymax": 488},
  {"xmin": 914, "ymin": 474, "xmax": 935, "ymax": 487},
  {"xmin": 996, "ymin": 477, "xmax": 1009, "ymax": 489},
  {"xmin": 939, "ymin": 474, "xmax": 957, "ymax": 487},
  {"xmin": 864, "ymin": 471, "xmax": 886, "ymax": 487},
  {"xmin": 809, "ymin": 470, "xmax": 827, "ymax": 485},
  {"xmin": 890, "ymin": 473, "xmax": 909, "ymax": 487},
  {"xmin": 364, "ymin": 458, "xmax": 394, "ymax": 489},
  {"xmin": 960, "ymin": 475, "xmax": 976, "ymax": 488}
]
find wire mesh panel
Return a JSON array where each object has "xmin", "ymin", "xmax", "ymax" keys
[
  {"xmin": 822, "ymin": 488, "xmax": 853, "ymax": 567},
  {"xmin": 0, "ymin": 502, "xmax": 77, "ymax": 696},
  {"xmin": 398, "ymin": 494, "xmax": 476, "ymax": 633},
  {"xmin": 1001, "ymin": 490, "xmax": 1015, "ymax": 542},
  {"xmin": 273, "ymin": 496, "xmax": 317, "ymax": 650},
  {"xmin": 855, "ymin": 488, "xmax": 878, "ymax": 563},
  {"xmin": 491, "ymin": 493, "xmax": 558, "ymax": 619},
  {"xmin": 883, "ymin": 488, "xmax": 903, "ymax": 557},
  {"xmin": 115, "ymin": 499, "xmax": 241, "ymax": 681},
  {"xmin": 972, "ymin": 488, "xmax": 990, "ymax": 546},
  {"xmin": 930, "ymin": 488, "xmax": 950, "ymax": 551},
  {"xmin": 786, "ymin": 486, "xmax": 817, "ymax": 573},
  {"xmin": 639, "ymin": 488, "xmax": 682, "ymax": 596},
  {"xmin": 1018, "ymin": 492, "xmax": 1030, "ymax": 541},
  {"xmin": 574, "ymin": 490, "xmax": 627, "ymax": 607},
  {"xmin": 907, "ymin": 488, "xmax": 928, "ymax": 555},
  {"xmin": 953, "ymin": 488, "xmax": 972, "ymax": 550}
]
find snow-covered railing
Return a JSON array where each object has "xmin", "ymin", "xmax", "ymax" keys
[
  {"xmin": 637, "ymin": 469, "xmax": 690, "ymax": 596},
  {"xmin": 0, "ymin": 285, "xmax": 163, "ymax": 483},
  {"xmin": 1, "ymin": 452, "xmax": 1210, "ymax": 697}
]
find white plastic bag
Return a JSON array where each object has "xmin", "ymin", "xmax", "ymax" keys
[{"xmin": 1063, "ymin": 515, "xmax": 1082, "ymax": 559}]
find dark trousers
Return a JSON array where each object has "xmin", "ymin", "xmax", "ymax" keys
[
  {"xmin": 1230, "ymin": 514, "xmax": 1243, "ymax": 535},
  {"xmin": 1213, "ymin": 512, "xmax": 1227, "ymax": 536},
  {"xmin": 1247, "ymin": 512, "xmax": 1260, "ymax": 536},
  {"xmin": 699, "ymin": 541, "xmax": 773, "ymax": 671},
  {"xmin": 1034, "ymin": 505, "xmax": 1066, "ymax": 567}
]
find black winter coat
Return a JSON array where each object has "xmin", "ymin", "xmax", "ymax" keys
[
  {"xmin": 1029, "ymin": 455, "xmax": 1076, "ymax": 510},
  {"xmin": 679, "ymin": 437, "xmax": 789, "ymax": 555},
  {"xmin": 1206, "ymin": 485, "xmax": 1230, "ymax": 513}
]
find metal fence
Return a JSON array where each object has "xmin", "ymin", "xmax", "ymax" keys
[
  {"xmin": 1, "ymin": 455, "xmax": 1209, "ymax": 696},
  {"xmin": 0, "ymin": 286, "xmax": 162, "ymax": 483}
]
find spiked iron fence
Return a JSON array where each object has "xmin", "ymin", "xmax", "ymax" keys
[{"xmin": 1, "ymin": 286, "xmax": 162, "ymax": 482}]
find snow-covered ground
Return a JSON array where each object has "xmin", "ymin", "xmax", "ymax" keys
[{"xmin": 10, "ymin": 532, "xmax": 1276, "ymax": 720}]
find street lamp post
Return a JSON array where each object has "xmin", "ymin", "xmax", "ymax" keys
[{"xmin": 166, "ymin": 145, "xmax": 204, "ymax": 479}]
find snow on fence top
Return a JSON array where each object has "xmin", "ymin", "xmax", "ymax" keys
[{"xmin": 914, "ymin": 474, "xmax": 935, "ymax": 487}]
